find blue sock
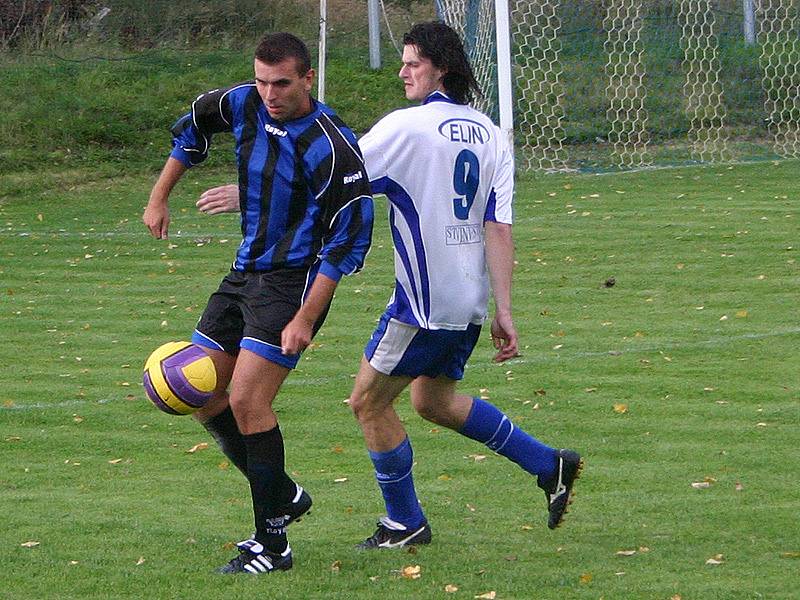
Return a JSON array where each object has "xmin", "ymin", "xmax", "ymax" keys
[
  {"xmin": 460, "ymin": 398, "xmax": 557, "ymax": 479},
  {"xmin": 368, "ymin": 437, "xmax": 426, "ymax": 529}
]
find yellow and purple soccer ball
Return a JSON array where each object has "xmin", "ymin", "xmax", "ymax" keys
[{"xmin": 143, "ymin": 341, "xmax": 217, "ymax": 415}]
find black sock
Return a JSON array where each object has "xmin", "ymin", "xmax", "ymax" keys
[
  {"xmin": 244, "ymin": 426, "xmax": 294, "ymax": 552},
  {"xmin": 202, "ymin": 406, "xmax": 247, "ymax": 475}
]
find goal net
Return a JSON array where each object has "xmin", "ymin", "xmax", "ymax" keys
[{"xmin": 435, "ymin": 0, "xmax": 800, "ymax": 172}]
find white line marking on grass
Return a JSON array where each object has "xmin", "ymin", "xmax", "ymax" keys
[
  {"xmin": 478, "ymin": 327, "xmax": 800, "ymax": 368},
  {"xmin": 1, "ymin": 398, "xmax": 114, "ymax": 411},
  {"xmin": 1, "ymin": 377, "xmax": 342, "ymax": 412},
  {"xmin": 2, "ymin": 231, "xmax": 224, "ymax": 239}
]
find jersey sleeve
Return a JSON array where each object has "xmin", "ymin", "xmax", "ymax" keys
[
  {"xmin": 315, "ymin": 124, "xmax": 374, "ymax": 282},
  {"xmin": 169, "ymin": 85, "xmax": 238, "ymax": 167},
  {"xmin": 484, "ymin": 130, "xmax": 514, "ymax": 225},
  {"xmin": 357, "ymin": 113, "xmax": 401, "ymax": 195}
]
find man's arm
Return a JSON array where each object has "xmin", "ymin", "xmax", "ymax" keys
[
  {"xmin": 143, "ymin": 157, "xmax": 187, "ymax": 239},
  {"xmin": 484, "ymin": 220, "xmax": 518, "ymax": 363}
]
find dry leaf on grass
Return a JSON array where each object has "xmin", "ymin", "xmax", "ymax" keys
[
  {"xmin": 616, "ymin": 549, "xmax": 637, "ymax": 556},
  {"xmin": 475, "ymin": 592, "xmax": 496, "ymax": 600},
  {"xmin": 613, "ymin": 403, "xmax": 628, "ymax": 414},
  {"xmin": 705, "ymin": 554, "xmax": 724, "ymax": 565},
  {"xmin": 186, "ymin": 442, "xmax": 208, "ymax": 453},
  {"xmin": 20, "ymin": 541, "xmax": 40, "ymax": 548},
  {"xmin": 444, "ymin": 584, "xmax": 459, "ymax": 593},
  {"xmin": 401, "ymin": 565, "xmax": 421, "ymax": 579}
]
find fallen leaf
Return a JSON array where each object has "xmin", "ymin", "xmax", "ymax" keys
[
  {"xmin": 691, "ymin": 481, "xmax": 711, "ymax": 489},
  {"xmin": 735, "ymin": 481, "xmax": 744, "ymax": 491},
  {"xmin": 20, "ymin": 541, "xmax": 40, "ymax": 548},
  {"xmin": 613, "ymin": 403, "xmax": 628, "ymax": 414},
  {"xmin": 579, "ymin": 573, "xmax": 593, "ymax": 584},
  {"xmin": 401, "ymin": 565, "xmax": 421, "ymax": 579},
  {"xmin": 108, "ymin": 458, "xmax": 123, "ymax": 464},
  {"xmin": 331, "ymin": 560, "xmax": 341, "ymax": 572},
  {"xmin": 468, "ymin": 454, "xmax": 487, "ymax": 462},
  {"xmin": 186, "ymin": 442, "xmax": 208, "ymax": 453},
  {"xmin": 438, "ymin": 474, "xmax": 452, "ymax": 481},
  {"xmin": 136, "ymin": 556, "xmax": 146, "ymax": 565},
  {"xmin": 705, "ymin": 554, "xmax": 724, "ymax": 565},
  {"xmin": 780, "ymin": 551, "xmax": 800, "ymax": 558},
  {"xmin": 616, "ymin": 549, "xmax": 637, "ymax": 556},
  {"xmin": 445, "ymin": 584, "xmax": 459, "ymax": 593},
  {"xmin": 466, "ymin": 503, "xmax": 476, "ymax": 512},
  {"xmin": 334, "ymin": 477, "xmax": 348, "ymax": 483},
  {"xmin": 475, "ymin": 592, "xmax": 496, "ymax": 600}
]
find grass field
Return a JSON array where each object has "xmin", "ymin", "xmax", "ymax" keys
[{"xmin": 1, "ymin": 160, "xmax": 798, "ymax": 599}]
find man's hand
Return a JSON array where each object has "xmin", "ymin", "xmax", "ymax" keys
[
  {"xmin": 143, "ymin": 202, "xmax": 170, "ymax": 239},
  {"xmin": 197, "ymin": 185, "xmax": 240, "ymax": 214},
  {"xmin": 281, "ymin": 314, "xmax": 315, "ymax": 356},
  {"xmin": 143, "ymin": 157, "xmax": 187, "ymax": 239},
  {"xmin": 490, "ymin": 313, "xmax": 519, "ymax": 363}
]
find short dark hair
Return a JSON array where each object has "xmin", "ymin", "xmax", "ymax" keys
[
  {"xmin": 254, "ymin": 32, "xmax": 311, "ymax": 76},
  {"xmin": 403, "ymin": 21, "xmax": 481, "ymax": 105}
]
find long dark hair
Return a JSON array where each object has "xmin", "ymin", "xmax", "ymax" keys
[{"xmin": 402, "ymin": 21, "xmax": 481, "ymax": 105}]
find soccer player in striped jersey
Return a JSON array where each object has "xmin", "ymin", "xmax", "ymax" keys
[
  {"xmin": 348, "ymin": 22, "xmax": 582, "ymax": 550},
  {"xmin": 143, "ymin": 32, "xmax": 373, "ymax": 574}
]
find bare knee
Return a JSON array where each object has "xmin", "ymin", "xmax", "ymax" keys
[
  {"xmin": 411, "ymin": 394, "xmax": 446, "ymax": 425},
  {"xmin": 411, "ymin": 391, "xmax": 472, "ymax": 430},
  {"xmin": 349, "ymin": 389, "xmax": 382, "ymax": 424}
]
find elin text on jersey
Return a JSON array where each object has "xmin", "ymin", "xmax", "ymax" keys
[{"xmin": 438, "ymin": 119, "xmax": 490, "ymax": 145}]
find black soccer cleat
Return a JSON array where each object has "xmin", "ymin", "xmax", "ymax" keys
[
  {"xmin": 279, "ymin": 484, "xmax": 312, "ymax": 526},
  {"xmin": 538, "ymin": 449, "xmax": 583, "ymax": 530},
  {"xmin": 356, "ymin": 516, "xmax": 432, "ymax": 550},
  {"xmin": 218, "ymin": 539, "xmax": 293, "ymax": 574}
]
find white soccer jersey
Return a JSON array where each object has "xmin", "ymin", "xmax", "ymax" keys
[{"xmin": 359, "ymin": 91, "xmax": 514, "ymax": 330}]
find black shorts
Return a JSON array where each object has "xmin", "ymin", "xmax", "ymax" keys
[{"xmin": 191, "ymin": 268, "xmax": 329, "ymax": 369}]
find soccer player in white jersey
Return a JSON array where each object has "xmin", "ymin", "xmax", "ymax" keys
[{"xmin": 348, "ymin": 21, "xmax": 582, "ymax": 549}]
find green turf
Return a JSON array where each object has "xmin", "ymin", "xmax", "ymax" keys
[{"xmin": 1, "ymin": 160, "xmax": 798, "ymax": 599}]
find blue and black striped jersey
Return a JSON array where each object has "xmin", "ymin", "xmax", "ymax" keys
[{"xmin": 169, "ymin": 82, "xmax": 373, "ymax": 280}]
